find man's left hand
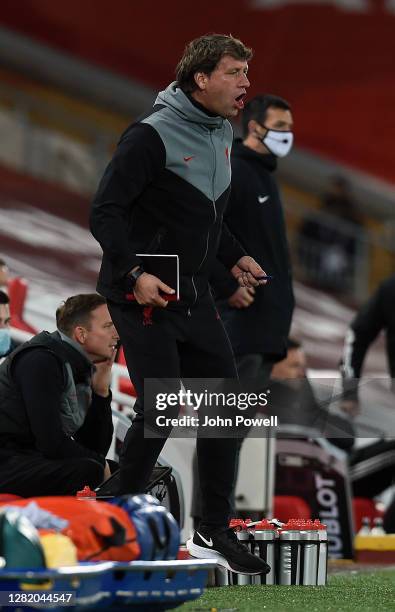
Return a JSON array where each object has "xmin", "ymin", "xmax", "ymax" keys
[
  {"xmin": 231, "ymin": 256, "xmax": 268, "ymax": 288},
  {"xmin": 228, "ymin": 286, "xmax": 255, "ymax": 309},
  {"xmin": 92, "ymin": 347, "xmax": 117, "ymax": 397}
]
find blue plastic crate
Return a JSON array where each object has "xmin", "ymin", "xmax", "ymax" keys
[{"xmin": 0, "ymin": 559, "xmax": 216, "ymax": 610}]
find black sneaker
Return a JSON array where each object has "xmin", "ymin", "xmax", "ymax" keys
[{"xmin": 187, "ymin": 527, "xmax": 271, "ymax": 575}]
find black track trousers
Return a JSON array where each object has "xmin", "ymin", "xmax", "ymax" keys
[
  {"xmin": 108, "ymin": 293, "xmax": 238, "ymax": 528},
  {"xmin": 0, "ymin": 454, "xmax": 105, "ymax": 497}
]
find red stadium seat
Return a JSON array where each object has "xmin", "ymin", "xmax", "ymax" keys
[
  {"xmin": 117, "ymin": 347, "xmax": 137, "ymax": 397},
  {"xmin": 273, "ymin": 495, "xmax": 312, "ymax": 522},
  {"xmin": 117, "ymin": 347, "xmax": 127, "ymax": 366},
  {"xmin": 8, "ymin": 277, "xmax": 27, "ymax": 319},
  {"xmin": 352, "ymin": 497, "xmax": 384, "ymax": 532},
  {"xmin": 8, "ymin": 277, "xmax": 37, "ymax": 334},
  {"xmin": 119, "ymin": 378, "xmax": 137, "ymax": 397}
]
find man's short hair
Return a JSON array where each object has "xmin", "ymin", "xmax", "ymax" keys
[
  {"xmin": 176, "ymin": 33, "xmax": 253, "ymax": 93},
  {"xmin": 0, "ymin": 290, "xmax": 9, "ymax": 305},
  {"xmin": 0, "ymin": 258, "xmax": 6, "ymax": 267},
  {"xmin": 242, "ymin": 94, "xmax": 291, "ymax": 137},
  {"xmin": 56, "ymin": 294, "xmax": 106, "ymax": 336}
]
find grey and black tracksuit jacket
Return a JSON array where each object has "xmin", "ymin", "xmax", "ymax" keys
[
  {"xmin": 90, "ymin": 82, "xmax": 245, "ymax": 307},
  {"xmin": 90, "ymin": 84, "xmax": 245, "ymax": 522}
]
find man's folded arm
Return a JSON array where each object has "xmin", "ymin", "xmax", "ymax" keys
[{"xmin": 74, "ymin": 391, "xmax": 113, "ymax": 456}]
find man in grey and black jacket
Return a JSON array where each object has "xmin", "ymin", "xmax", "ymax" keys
[
  {"xmin": 0, "ymin": 294, "xmax": 118, "ymax": 496},
  {"xmin": 90, "ymin": 34, "xmax": 270, "ymax": 576}
]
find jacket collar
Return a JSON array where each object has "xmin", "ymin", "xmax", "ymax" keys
[
  {"xmin": 186, "ymin": 93, "xmax": 219, "ymax": 118},
  {"xmin": 155, "ymin": 82, "xmax": 225, "ymax": 129},
  {"xmin": 232, "ymin": 138, "xmax": 277, "ymax": 172},
  {"xmin": 55, "ymin": 331, "xmax": 94, "ymax": 383}
]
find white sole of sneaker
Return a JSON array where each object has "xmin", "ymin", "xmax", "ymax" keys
[{"xmin": 186, "ymin": 538, "xmax": 262, "ymax": 575}]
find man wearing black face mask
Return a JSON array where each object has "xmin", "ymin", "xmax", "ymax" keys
[{"xmin": 210, "ymin": 94, "xmax": 295, "ymax": 380}]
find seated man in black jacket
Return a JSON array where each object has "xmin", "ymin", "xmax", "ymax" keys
[{"xmin": 0, "ymin": 293, "xmax": 119, "ymax": 497}]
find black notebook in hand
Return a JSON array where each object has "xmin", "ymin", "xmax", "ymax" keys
[{"xmin": 125, "ymin": 254, "xmax": 180, "ymax": 301}]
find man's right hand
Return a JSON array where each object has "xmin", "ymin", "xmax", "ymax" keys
[
  {"xmin": 340, "ymin": 399, "xmax": 360, "ymax": 417},
  {"xmin": 228, "ymin": 286, "xmax": 255, "ymax": 309},
  {"xmin": 133, "ymin": 272, "xmax": 175, "ymax": 307}
]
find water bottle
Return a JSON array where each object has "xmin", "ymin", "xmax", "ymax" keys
[
  {"xmin": 278, "ymin": 521, "xmax": 302, "ymax": 585},
  {"xmin": 214, "ymin": 565, "xmax": 230, "ymax": 586},
  {"xmin": 370, "ymin": 517, "xmax": 385, "ymax": 535},
  {"xmin": 357, "ymin": 516, "xmax": 371, "ymax": 535},
  {"xmin": 312, "ymin": 519, "xmax": 328, "ymax": 586},
  {"xmin": 235, "ymin": 524, "xmax": 252, "ymax": 585},
  {"xmin": 229, "ymin": 518, "xmax": 247, "ymax": 532},
  {"xmin": 300, "ymin": 520, "xmax": 319, "ymax": 585},
  {"xmin": 250, "ymin": 519, "xmax": 277, "ymax": 585}
]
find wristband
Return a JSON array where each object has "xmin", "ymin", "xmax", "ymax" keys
[{"xmin": 127, "ymin": 266, "xmax": 145, "ymax": 287}]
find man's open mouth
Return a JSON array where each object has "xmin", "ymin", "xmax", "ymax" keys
[{"xmin": 235, "ymin": 93, "xmax": 246, "ymax": 109}]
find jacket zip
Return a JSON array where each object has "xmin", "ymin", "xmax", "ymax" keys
[
  {"xmin": 189, "ymin": 130, "xmax": 218, "ymax": 313},
  {"xmin": 210, "ymin": 130, "xmax": 218, "ymax": 225}
]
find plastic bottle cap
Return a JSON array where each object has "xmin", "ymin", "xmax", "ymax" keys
[
  {"xmin": 76, "ymin": 485, "xmax": 96, "ymax": 498},
  {"xmin": 254, "ymin": 519, "xmax": 276, "ymax": 531},
  {"xmin": 229, "ymin": 518, "xmax": 246, "ymax": 531},
  {"xmin": 283, "ymin": 520, "xmax": 303, "ymax": 530}
]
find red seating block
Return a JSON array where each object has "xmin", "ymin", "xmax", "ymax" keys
[
  {"xmin": 117, "ymin": 347, "xmax": 137, "ymax": 397},
  {"xmin": 8, "ymin": 277, "xmax": 37, "ymax": 334},
  {"xmin": 273, "ymin": 495, "xmax": 312, "ymax": 522},
  {"xmin": 353, "ymin": 497, "xmax": 384, "ymax": 532}
]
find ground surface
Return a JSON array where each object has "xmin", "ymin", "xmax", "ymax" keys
[{"xmin": 176, "ymin": 567, "xmax": 395, "ymax": 612}]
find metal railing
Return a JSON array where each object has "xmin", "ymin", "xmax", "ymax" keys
[
  {"xmin": 0, "ymin": 80, "xmax": 119, "ymax": 194},
  {"xmin": 284, "ymin": 198, "xmax": 395, "ymax": 301}
]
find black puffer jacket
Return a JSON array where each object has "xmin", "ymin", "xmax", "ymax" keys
[{"xmin": 0, "ymin": 331, "xmax": 112, "ymax": 461}]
